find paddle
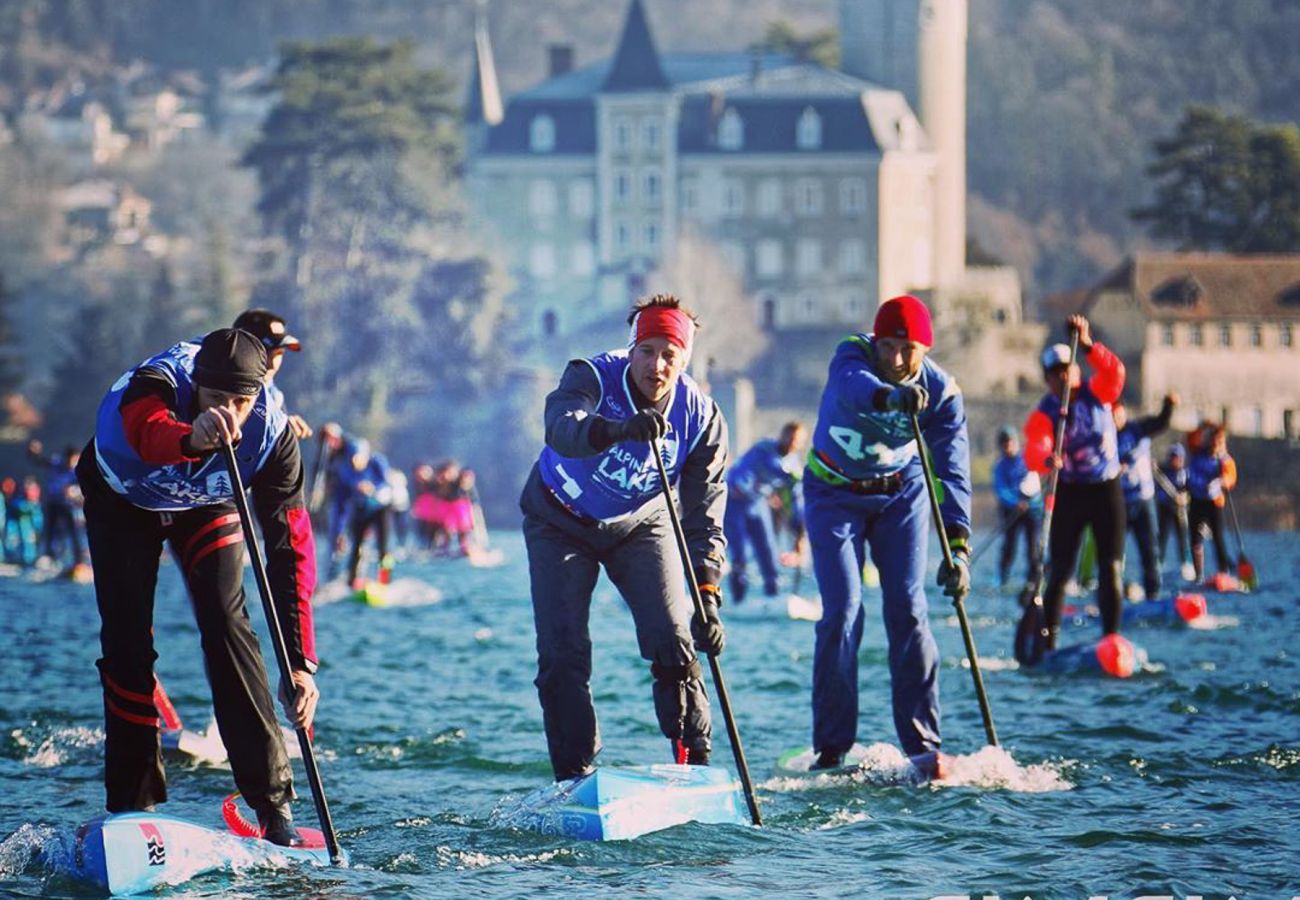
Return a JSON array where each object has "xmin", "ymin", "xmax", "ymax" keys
[
  {"xmin": 1015, "ymin": 331, "xmax": 1080, "ymax": 665},
  {"xmin": 306, "ymin": 428, "xmax": 333, "ymax": 515},
  {"xmin": 1152, "ymin": 465, "xmax": 1192, "ymax": 572},
  {"xmin": 1224, "ymin": 490, "xmax": 1257, "ymax": 590},
  {"xmin": 468, "ymin": 484, "xmax": 491, "ymax": 549},
  {"xmin": 219, "ymin": 438, "xmax": 344, "ymax": 864},
  {"xmin": 650, "ymin": 436, "xmax": 762, "ymax": 826},
  {"xmin": 969, "ymin": 506, "xmax": 1024, "ymax": 569},
  {"xmin": 909, "ymin": 413, "xmax": 999, "ymax": 747}
]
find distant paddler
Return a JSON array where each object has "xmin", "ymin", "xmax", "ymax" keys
[
  {"xmin": 232, "ymin": 308, "xmax": 312, "ymax": 441},
  {"xmin": 723, "ymin": 422, "xmax": 807, "ymax": 606},
  {"xmin": 1185, "ymin": 421, "xmax": 1239, "ymax": 586},
  {"xmin": 1023, "ymin": 315, "xmax": 1127, "ymax": 650},
  {"xmin": 802, "ymin": 295, "xmax": 973, "ymax": 771},
  {"xmin": 520, "ymin": 293, "xmax": 728, "ymax": 780},
  {"xmin": 75, "ymin": 328, "xmax": 321, "ymax": 846},
  {"xmin": 1113, "ymin": 393, "xmax": 1177, "ymax": 601}
]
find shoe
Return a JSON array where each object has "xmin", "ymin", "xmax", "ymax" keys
[
  {"xmin": 809, "ymin": 749, "xmax": 845, "ymax": 771},
  {"xmin": 256, "ymin": 805, "xmax": 305, "ymax": 847},
  {"xmin": 670, "ymin": 739, "xmax": 711, "ymax": 766}
]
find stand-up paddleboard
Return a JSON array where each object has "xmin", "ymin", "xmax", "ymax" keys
[
  {"xmin": 1024, "ymin": 633, "xmax": 1146, "ymax": 678},
  {"xmin": 1062, "ymin": 593, "xmax": 1208, "ymax": 628},
  {"xmin": 774, "ymin": 743, "xmax": 948, "ymax": 784},
  {"xmin": 726, "ymin": 593, "xmax": 822, "ymax": 622},
  {"xmin": 160, "ymin": 722, "xmax": 302, "ymax": 765},
  {"xmin": 466, "ymin": 546, "xmax": 506, "ymax": 568},
  {"xmin": 44, "ymin": 804, "xmax": 337, "ymax": 895},
  {"xmin": 1202, "ymin": 571, "xmax": 1248, "ymax": 593},
  {"xmin": 492, "ymin": 764, "xmax": 748, "ymax": 841},
  {"xmin": 313, "ymin": 577, "xmax": 441, "ymax": 608}
]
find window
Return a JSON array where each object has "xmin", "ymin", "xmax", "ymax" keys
[
  {"xmin": 642, "ymin": 170, "xmax": 661, "ymax": 204},
  {"xmin": 761, "ymin": 294, "xmax": 777, "ymax": 329},
  {"xmin": 798, "ymin": 293, "xmax": 818, "ymax": 321},
  {"xmin": 757, "ymin": 178, "xmax": 782, "ymax": 218},
  {"xmin": 614, "ymin": 221, "xmax": 630, "ymax": 251},
  {"xmin": 719, "ymin": 242, "xmax": 745, "ymax": 275},
  {"xmin": 1250, "ymin": 324, "xmax": 1262, "ymax": 347},
  {"xmin": 1161, "ymin": 323, "xmax": 1175, "ymax": 347},
  {"xmin": 541, "ymin": 309, "xmax": 558, "ymax": 337},
  {"xmin": 568, "ymin": 180, "xmax": 594, "ymax": 218},
  {"xmin": 530, "ymin": 243, "xmax": 556, "ymax": 279},
  {"xmin": 571, "ymin": 242, "xmax": 595, "ymax": 276},
  {"xmin": 796, "ymin": 106, "xmax": 822, "ymax": 150},
  {"xmin": 528, "ymin": 179, "xmax": 557, "ymax": 218},
  {"xmin": 642, "ymin": 221, "xmax": 659, "ymax": 251},
  {"xmin": 642, "ymin": 119, "xmax": 660, "ymax": 152},
  {"xmin": 756, "ymin": 239, "xmax": 783, "ymax": 278},
  {"xmin": 614, "ymin": 170, "xmax": 632, "ymax": 204},
  {"xmin": 1251, "ymin": 406, "xmax": 1264, "ymax": 436},
  {"xmin": 722, "ymin": 178, "xmax": 745, "ymax": 217},
  {"xmin": 613, "ymin": 117, "xmax": 632, "ymax": 152},
  {"xmin": 680, "ymin": 180, "xmax": 699, "ymax": 214},
  {"xmin": 1190, "ymin": 323, "xmax": 1203, "ymax": 347},
  {"xmin": 1219, "ymin": 323, "xmax": 1232, "ymax": 347},
  {"xmin": 843, "ymin": 293, "xmax": 867, "ymax": 321},
  {"xmin": 839, "ymin": 178, "xmax": 866, "ymax": 215},
  {"xmin": 529, "ymin": 114, "xmax": 555, "ymax": 153},
  {"xmin": 796, "ymin": 238, "xmax": 822, "ymax": 276},
  {"xmin": 796, "ymin": 178, "xmax": 823, "ymax": 216},
  {"xmin": 837, "ymin": 240, "xmax": 866, "ymax": 275},
  {"xmin": 1282, "ymin": 323, "xmax": 1293, "ymax": 348},
  {"xmin": 718, "ymin": 108, "xmax": 744, "ymax": 151}
]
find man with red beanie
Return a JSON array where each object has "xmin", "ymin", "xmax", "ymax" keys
[
  {"xmin": 520, "ymin": 294, "xmax": 729, "ymax": 781},
  {"xmin": 803, "ymin": 294, "xmax": 971, "ymax": 769},
  {"xmin": 75, "ymin": 328, "xmax": 320, "ymax": 845}
]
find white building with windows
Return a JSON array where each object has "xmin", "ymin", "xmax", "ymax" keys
[{"xmin": 465, "ymin": 0, "xmax": 1037, "ymax": 401}]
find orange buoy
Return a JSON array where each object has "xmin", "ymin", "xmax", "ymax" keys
[{"xmin": 1095, "ymin": 633, "xmax": 1137, "ymax": 678}]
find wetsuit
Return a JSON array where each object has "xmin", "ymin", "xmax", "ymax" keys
[
  {"xmin": 521, "ymin": 351, "xmax": 727, "ymax": 780},
  {"xmin": 1156, "ymin": 459, "xmax": 1190, "ymax": 568},
  {"xmin": 991, "ymin": 450, "xmax": 1042, "ymax": 587},
  {"xmin": 723, "ymin": 437, "xmax": 803, "ymax": 602},
  {"xmin": 77, "ymin": 339, "xmax": 317, "ymax": 814},
  {"xmin": 1024, "ymin": 341, "xmax": 1125, "ymax": 646},
  {"xmin": 805, "ymin": 334, "xmax": 971, "ymax": 758},
  {"xmin": 1116, "ymin": 398, "xmax": 1174, "ymax": 600}
]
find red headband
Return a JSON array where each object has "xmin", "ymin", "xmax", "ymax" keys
[{"xmin": 629, "ymin": 306, "xmax": 694, "ymax": 352}]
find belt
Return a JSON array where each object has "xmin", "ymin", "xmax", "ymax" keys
[
  {"xmin": 808, "ymin": 450, "xmax": 904, "ymax": 495},
  {"xmin": 542, "ymin": 482, "xmax": 597, "ymax": 526}
]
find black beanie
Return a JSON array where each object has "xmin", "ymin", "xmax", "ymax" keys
[{"xmin": 193, "ymin": 328, "xmax": 268, "ymax": 396}]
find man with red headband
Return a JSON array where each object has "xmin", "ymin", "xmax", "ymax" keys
[
  {"xmin": 803, "ymin": 294, "xmax": 971, "ymax": 770},
  {"xmin": 520, "ymin": 294, "xmax": 729, "ymax": 781}
]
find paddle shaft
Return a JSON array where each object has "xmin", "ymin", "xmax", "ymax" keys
[
  {"xmin": 909, "ymin": 413, "xmax": 999, "ymax": 747},
  {"xmin": 969, "ymin": 505, "xmax": 1025, "ymax": 568},
  {"xmin": 1029, "ymin": 330, "xmax": 1081, "ymax": 604},
  {"xmin": 1224, "ymin": 489, "xmax": 1251, "ymax": 565},
  {"xmin": 1151, "ymin": 465, "xmax": 1192, "ymax": 565},
  {"xmin": 650, "ymin": 438, "xmax": 762, "ymax": 826},
  {"xmin": 219, "ymin": 440, "xmax": 344, "ymax": 864},
  {"xmin": 306, "ymin": 433, "xmax": 330, "ymax": 514}
]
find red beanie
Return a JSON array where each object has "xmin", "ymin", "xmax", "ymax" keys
[{"xmin": 873, "ymin": 295, "xmax": 933, "ymax": 347}]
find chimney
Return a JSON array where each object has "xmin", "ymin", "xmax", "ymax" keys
[{"xmin": 548, "ymin": 44, "xmax": 574, "ymax": 78}]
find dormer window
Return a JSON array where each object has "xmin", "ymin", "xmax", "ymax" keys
[
  {"xmin": 1151, "ymin": 275, "xmax": 1204, "ymax": 307},
  {"xmin": 718, "ymin": 108, "xmax": 743, "ymax": 151},
  {"xmin": 530, "ymin": 114, "xmax": 556, "ymax": 153},
  {"xmin": 796, "ymin": 106, "xmax": 822, "ymax": 150}
]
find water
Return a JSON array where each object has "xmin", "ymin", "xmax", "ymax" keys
[{"xmin": 2, "ymin": 530, "xmax": 1297, "ymax": 898}]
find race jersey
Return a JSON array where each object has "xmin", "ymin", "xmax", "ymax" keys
[
  {"xmin": 992, "ymin": 452, "xmax": 1043, "ymax": 510},
  {"xmin": 1116, "ymin": 426, "xmax": 1155, "ymax": 503},
  {"xmin": 1156, "ymin": 463, "xmax": 1189, "ymax": 508},
  {"xmin": 1024, "ymin": 342, "xmax": 1125, "ymax": 485},
  {"xmin": 537, "ymin": 351, "xmax": 712, "ymax": 523},
  {"xmin": 728, "ymin": 438, "xmax": 801, "ymax": 501},
  {"xmin": 93, "ymin": 340, "xmax": 287, "ymax": 511},
  {"xmin": 1187, "ymin": 451, "xmax": 1236, "ymax": 502},
  {"xmin": 807, "ymin": 333, "xmax": 971, "ymax": 537}
]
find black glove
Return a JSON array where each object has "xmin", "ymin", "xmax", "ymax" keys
[
  {"xmin": 614, "ymin": 409, "xmax": 668, "ymax": 443},
  {"xmin": 691, "ymin": 587, "xmax": 726, "ymax": 656},
  {"xmin": 936, "ymin": 544, "xmax": 971, "ymax": 601},
  {"xmin": 886, "ymin": 384, "xmax": 929, "ymax": 415}
]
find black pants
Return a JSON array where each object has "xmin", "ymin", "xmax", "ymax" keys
[
  {"xmin": 43, "ymin": 502, "xmax": 85, "ymax": 563},
  {"xmin": 1124, "ymin": 496, "xmax": 1161, "ymax": 599},
  {"xmin": 347, "ymin": 506, "xmax": 390, "ymax": 583},
  {"xmin": 997, "ymin": 504, "xmax": 1042, "ymax": 586},
  {"xmin": 1156, "ymin": 501, "xmax": 1189, "ymax": 568},
  {"xmin": 77, "ymin": 451, "xmax": 292, "ymax": 814},
  {"xmin": 1043, "ymin": 477, "xmax": 1125, "ymax": 645},
  {"xmin": 519, "ymin": 467, "xmax": 710, "ymax": 781},
  {"xmin": 1189, "ymin": 498, "xmax": 1231, "ymax": 576}
]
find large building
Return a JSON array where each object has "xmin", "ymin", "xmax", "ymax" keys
[
  {"xmin": 1081, "ymin": 253, "xmax": 1300, "ymax": 440},
  {"xmin": 464, "ymin": 0, "xmax": 1039, "ymax": 402}
]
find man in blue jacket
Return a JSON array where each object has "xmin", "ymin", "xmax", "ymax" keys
[
  {"xmin": 991, "ymin": 425, "xmax": 1042, "ymax": 589},
  {"xmin": 803, "ymin": 295, "xmax": 971, "ymax": 769},
  {"xmin": 724, "ymin": 422, "xmax": 806, "ymax": 604}
]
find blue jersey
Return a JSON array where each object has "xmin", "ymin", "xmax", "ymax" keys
[
  {"xmin": 93, "ymin": 340, "xmax": 287, "ymax": 511},
  {"xmin": 807, "ymin": 334, "xmax": 971, "ymax": 535},
  {"xmin": 728, "ymin": 438, "xmax": 801, "ymax": 501},
  {"xmin": 1157, "ymin": 463, "xmax": 1188, "ymax": 508},
  {"xmin": 336, "ymin": 453, "xmax": 395, "ymax": 511},
  {"xmin": 1187, "ymin": 452, "xmax": 1230, "ymax": 501},
  {"xmin": 537, "ymin": 351, "xmax": 712, "ymax": 523},
  {"xmin": 992, "ymin": 453, "xmax": 1042, "ymax": 510},
  {"xmin": 1116, "ymin": 424, "xmax": 1156, "ymax": 503},
  {"xmin": 1034, "ymin": 385, "xmax": 1120, "ymax": 484}
]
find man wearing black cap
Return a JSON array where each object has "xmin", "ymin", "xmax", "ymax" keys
[
  {"xmin": 232, "ymin": 308, "xmax": 312, "ymax": 440},
  {"xmin": 75, "ymin": 328, "xmax": 320, "ymax": 846}
]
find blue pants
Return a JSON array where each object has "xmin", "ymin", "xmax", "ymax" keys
[
  {"xmin": 723, "ymin": 495, "xmax": 779, "ymax": 602},
  {"xmin": 1125, "ymin": 496, "xmax": 1161, "ymax": 600},
  {"xmin": 805, "ymin": 473, "xmax": 940, "ymax": 756}
]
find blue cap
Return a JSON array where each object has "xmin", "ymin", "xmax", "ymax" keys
[{"xmin": 1168, "ymin": 443, "xmax": 1186, "ymax": 460}]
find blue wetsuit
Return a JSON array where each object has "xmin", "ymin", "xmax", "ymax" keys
[
  {"xmin": 723, "ymin": 437, "xmax": 803, "ymax": 602},
  {"xmin": 992, "ymin": 451, "xmax": 1043, "ymax": 586},
  {"xmin": 804, "ymin": 334, "xmax": 970, "ymax": 757}
]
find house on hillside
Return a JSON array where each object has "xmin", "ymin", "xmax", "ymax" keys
[
  {"xmin": 1080, "ymin": 253, "xmax": 1300, "ymax": 439},
  {"xmin": 53, "ymin": 180, "xmax": 152, "ymax": 251},
  {"xmin": 19, "ymin": 93, "xmax": 129, "ymax": 170}
]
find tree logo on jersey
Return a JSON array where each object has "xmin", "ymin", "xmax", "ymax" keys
[
  {"xmin": 593, "ymin": 433, "xmax": 678, "ymax": 499},
  {"xmin": 206, "ymin": 470, "xmax": 234, "ymax": 499},
  {"xmin": 137, "ymin": 823, "xmax": 166, "ymax": 866}
]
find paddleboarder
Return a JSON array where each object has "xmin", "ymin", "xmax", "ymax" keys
[
  {"xmin": 1156, "ymin": 443, "xmax": 1192, "ymax": 576},
  {"xmin": 723, "ymin": 422, "xmax": 807, "ymax": 605},
  {"xmin": 803, "ymin": 295, "xmax": 972, "ymax": 770},
  {"xmin": 520, "ymin": 293, "xmax": 728, "ymax": 781},
  {"xmin": 991, "ymin": 425, "xmax": 1042, "ymax": 590},
  {"xmin": 26, "ymin": 440, "xmax": 88, "ymax": 572},
  {"xmin": 1023, "ymin": 315, "xmax": 1126, "ymax": 650},
  {"xmin": 1186, "ymin": 421, "xmax": 1237, "ymax": 583},
  {"xmin": 1113, "ymin": 393, "xmax": 1177, "ymax": 601},
  {"xmin": 75, "ymin": 328, "xmax": 320, "ymax": 846},
  {"xmin": 232, "ymin": 308, "xmax": 312, "ymax": 441},
  {"xmin": 337, "ymin": 438, "xmax": 397, "ymax": 589}
]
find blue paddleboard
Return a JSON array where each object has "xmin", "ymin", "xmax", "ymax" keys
[
  {"xmin": 494, "ymin": 764, "xmax": 748, "ymax": 841},
  {"xmin": 1025, "ymin": 633, "xmax": 1147, "ymax": 677},
  {"xmin": 45, "ymin": 811, "xmax": 337, "ymax": 895}
]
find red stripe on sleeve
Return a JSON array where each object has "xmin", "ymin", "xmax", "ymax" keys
[
  {"xmin": 1023, "ymin": 409, "xmax": 1055, "ymax": 474},
  {"xmin": 120, "ymin": 395, "xmax": 200, "ymax": 465},
  {"xmin": 1085, "ymin": 342, "xmax": 1125, "ymax": 404},
  {"xmin": 287, "ymin": 505, "xmax": 319, "ymax": 668}
]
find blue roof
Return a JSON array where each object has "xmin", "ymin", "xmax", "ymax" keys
[
  {"xmin": 483, "ymin": 99, "xmax": 597, "ymax": 155},
  {"xmin": 678, "ymin": 95, "xmax": 879, "ymax": 154}
]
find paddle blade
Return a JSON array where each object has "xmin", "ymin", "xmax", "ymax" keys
[
  {"xmin": 1238, "ymin": 556, "xmax": 1258, "ymax": 591},
  {"xmin": 1014, "ymin": 598, "xmax": 1047, "ymax": 666}
]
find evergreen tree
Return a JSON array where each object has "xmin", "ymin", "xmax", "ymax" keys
[{"xmin": 0, "ymin": 271, "xmax": 23, "ymax": 398}]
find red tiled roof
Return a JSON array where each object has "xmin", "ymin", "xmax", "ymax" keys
[{"xmin": 1085, "ymin": 253, "xmax": 1300, "ymax": 320}]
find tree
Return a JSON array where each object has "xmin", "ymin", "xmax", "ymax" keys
[
  {"xmin": 0, "ymin": 271, "xmax": 23, "ymax": 398},
  {"xmin": 1132, "ymin": 105, "xmax": 1300, "ymax": 253},
  {"xmin": 750, "ymin": 21, "xmax": 839, "ymax": 68}
]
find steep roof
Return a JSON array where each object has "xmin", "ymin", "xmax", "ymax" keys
[
  {"xmin": 1087, "ymin": 253, "xmax": 1300, "ymax": 320},
  {"xmin": 602, "ymin": 0, "xmax": 668, "ymax": 92}
]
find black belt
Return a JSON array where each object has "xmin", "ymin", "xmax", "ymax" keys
[
  {"xmin": 542, "ymin": 482, "xmax": 597, "ymax": 526},
  {"xmin": 809, "ymin": 450, "xmax": 904, "ymax": 495}
]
